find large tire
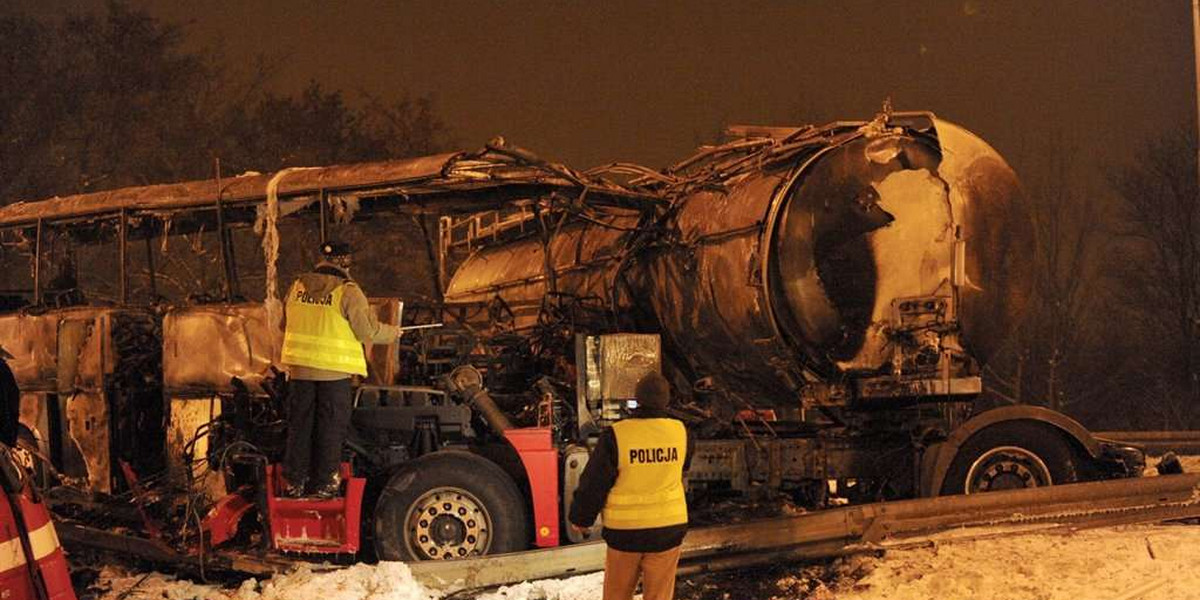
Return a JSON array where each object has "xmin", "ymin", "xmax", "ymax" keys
[
  {"xmin": 373, "ymin": 451, "xmax": 529, "ymax": 561},
  {"xmin": 940, "ymin": 421, "xmax": 1079, "ymax": 496}
]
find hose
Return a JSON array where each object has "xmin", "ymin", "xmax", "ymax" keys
[{"xmin": 443, "ymin": 366, "xmax": 512, "ymax": 433}]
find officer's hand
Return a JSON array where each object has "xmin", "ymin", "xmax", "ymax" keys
[{"xmin": 569, "ymin": 523, "xmax": 588, "ymax": 536}]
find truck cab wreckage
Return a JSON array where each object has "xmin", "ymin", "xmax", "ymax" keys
[{"xmin": 0, "ymin": 112, "xmax": 1153, "ymax": 574}]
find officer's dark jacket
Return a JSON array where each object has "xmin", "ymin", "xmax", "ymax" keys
[
  {"xmin": 568, "ymin": 408, "xmax": 694, "ymax": 552},
  {"xmin": 0, "ymin": 358, "xmax": 17, "ymax": 447}
]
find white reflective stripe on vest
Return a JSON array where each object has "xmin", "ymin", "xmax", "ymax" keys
[
  {"xmin": 0, "ymin": 535, "xmax": 27, "ymax": 571},
  {"xmin": 281, "ymin": 333, "xmax": 369, "ymax": 369},
  {"xmin": 27, "ymin": 520, "xmax": 59, "ymax": 561}
]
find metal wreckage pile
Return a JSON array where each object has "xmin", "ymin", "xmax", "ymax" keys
[{"xmin": 0, "ymin": 110, "xmax": 1169, "ymax": 582}]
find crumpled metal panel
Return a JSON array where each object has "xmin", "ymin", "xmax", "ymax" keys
[
  {"xmin": 0, "ymin": 313, "xmax": 60, "ymax": 390},
  {"xmin": 56, "ymin": 315, "xmax": 108, "ymax": 393},
  {"xmin": 0, "ymin": 308, "xmax": 120, "ymax": 391},
  {"xmin": 166, "ymin": 396, "xmax": 226, "ymax": 500},
  {"xmin": 596, "ymin": 334, "xmax": 661, "ymax": 405},
  {"xmin": 163, "ymin": 304, "xmax": 280, "ymax": 394},
  {"xmin": 64, "ymin": 391, "xmax": 111, "ymax": 493},
  {"xmin": 163, "ymin": 299, "xmax": 402, "ymax": 393},
  {"xmin": 0, "ymin": 308, "xmax": 156, "ymax": 493}
]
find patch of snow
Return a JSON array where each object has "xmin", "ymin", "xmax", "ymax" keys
[
  {"xmin": 95, "ymin": 526, "xmax": 1200, "ymax": 600},
  {"xmin": 94, "ymin": 562, "xmax": 439, "ymax": 600},
  {"xmin": 93, "ymin": 566, "xmax": 221, "ymax": 600},
  {"xmin": 840, "ymin": 524, "xmax": 1200, "ymax": 600},
  {"xmin": 474, "ymin": 572, "xmax": 605, "ymax": 600},
  {"xmin": 230, "ymin": 563, "xmax": 439, "ymax": 600},
  {"xmin": 1143, "ymin": 454, "xmax": 1200, "ymax": 476}
]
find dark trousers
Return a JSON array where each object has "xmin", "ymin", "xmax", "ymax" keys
[{"xmin": 284, "ymin": 378, "xmax": 353, "ymax": 487}]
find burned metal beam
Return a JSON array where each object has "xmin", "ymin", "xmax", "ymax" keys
[
  {"xmin": 318, "ymin": 188, "xmax": 327, "ymax": 245},
  {"xmin": 33, "ymin": 218, "xmax": 42, "ymax": 305},
  {"xmin": 144, "ymin": 234, "xmax": 157, "ymax": 299},
  {"xmin": 118, "ymin": 208, "xmax": 128, "ymax": 304}
]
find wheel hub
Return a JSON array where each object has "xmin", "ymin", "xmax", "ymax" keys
[
  {"xmin": 429, "ymin": 514, "xmax": 465, "ymax": 546},
  {"xmin": 964, "ymin": 445, "xmax": 1052, "ymax": 494},
  {"xmin": 405, "ymin": 487, "xmax": 491, "ymax": 560}
]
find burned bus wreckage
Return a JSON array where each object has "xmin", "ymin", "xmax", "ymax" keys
[{"xmin": 0, "ymin": 112, "xmax": 1145, "ymax": 564}]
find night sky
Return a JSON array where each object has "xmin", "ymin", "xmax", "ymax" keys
[{"xmin": 6, "ymin": 0, "xmax": 1196, "ymax": 185}]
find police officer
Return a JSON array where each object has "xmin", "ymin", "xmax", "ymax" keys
[
  {"xmin": 569, "ymin": 372, "xmax": 693, "ymax": 600},
  {"xmin": 279, "ymin": 241, "xmax": 401, "ymax": 498}
]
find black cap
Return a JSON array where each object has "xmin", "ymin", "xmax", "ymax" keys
[
  {"xmin": 634, "ymin": 372, "xmax": 670, "ymax": 411},
  {"xmin": 320, "ymin": 241, "xmax": 353, "ymax": 258}
]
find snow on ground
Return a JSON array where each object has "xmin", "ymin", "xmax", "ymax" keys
[
  {"xmin": 839, "ymin": 524, "xmax": 1200, "ymax": 600},
  {"xmin": 92, "ymin": 563, "xmax": 440, "ymax": 600},
  {"xmin": 90, "ymin": 564, "xmax": 606, "ymax": 600},
  {"xmin": 92, "ymin": 566, "xmax": 222, "ymax": 600},
  {"xmin": 474, "ymin": 572, "xmax": 605, "ymax": 600},
  {"xmin": 88, "ymin": 523, "xmax": 1200, "ymax": 600},
  {"xmin": 88, "ymin": 455, "xmax": 1200, "ymax": 600},
  {"xmin": 1145, "ymin": 454, "xmax": 1200, "ymax": 476}
]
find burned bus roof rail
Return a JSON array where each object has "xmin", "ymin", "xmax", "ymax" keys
[{"xmin": 0, "ymin": 146, "xmax": 662, "ymax": 229}]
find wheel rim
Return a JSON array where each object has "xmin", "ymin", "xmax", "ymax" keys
[
  {"xmin": 403, "ymin": 486, "xmax": 492, "ymax": 560},
  {"xmin": 963, "ymin": 445, "xmax": 1052, "ymax": 494}
]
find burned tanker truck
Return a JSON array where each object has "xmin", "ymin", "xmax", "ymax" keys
[{"xmin": 0, "ymin": 111, "xmax": 1143, "ymax": 562}]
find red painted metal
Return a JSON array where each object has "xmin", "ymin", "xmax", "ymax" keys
[
  {"xmin": 118, "ymin": 460, "xmax": 164, "ymax": 540},
  {"xmin": 264, "ymin": 463, "xmax": 365, "ymax": 554},
  {"xmin": 735, "ymin": 409, "xmax": 777, "ymax": 422},
  {"xmin": 202, "ymin": 489, "xmax": 255, "ymax": 548},
  {"xmin": 503, "ymin": 427, "xmax": 560, "ymax": 547},
  {"xmin": 0, "ymin": 495, "xmax": 38, "ymax": 600},
  {"xmin": 16, "ymin": 490, "xmax": 75, "ymax": 600}
]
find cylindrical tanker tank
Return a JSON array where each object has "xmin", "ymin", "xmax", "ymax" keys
[
  {"xmin": 446, "ymin": 116, "xmax": 1032, "ymax": 408},
  {"xmin": 443, "ymin": 212, "xmax": 641, "ymax": 328}
]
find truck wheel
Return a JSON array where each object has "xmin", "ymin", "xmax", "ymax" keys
[
  {"xmin": 373, "ymin": 451, "xmax": 529, "ymax": 561},
  {"xmin": 940, "ymin": 422, "xmax": 1078, "ymax": 495}
]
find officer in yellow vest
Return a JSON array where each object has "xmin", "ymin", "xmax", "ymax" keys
[
  {"xmin": 569, "ymin": 372, "xmax": 693, "ymax": 600},
  {"xmin": 279, "ymin": 241, "xmax": 401, "ymax": 498}
]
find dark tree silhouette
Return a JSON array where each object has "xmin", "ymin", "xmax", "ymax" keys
[
  {"xmin": 1108, "ymin": 132, "xmax": 1200, "ymax": 428},
  {"xmin": 0, "ymin": 2, "xmax": 451, "ymax": 205}
]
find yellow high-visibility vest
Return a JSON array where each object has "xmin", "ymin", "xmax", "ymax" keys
[
  {"xmin": 602, "ymin": 418, "xmax": 688, "ymax": 530},
  {"xmin": 280, "ymin": 280, "xmax": 368, "ymax": 376}
]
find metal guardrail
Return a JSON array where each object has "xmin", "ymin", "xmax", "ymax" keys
[
  {"xmin": 1097, "ymin": 431, "xmax": 1200, "ymax": 453},
  {"xmin": 57, "ymin": 473, "xmax": 1200, "ymax": 589},
  {"xmin": 409, "ymin": 473, "xmax": 1200, "ymax": 592}
]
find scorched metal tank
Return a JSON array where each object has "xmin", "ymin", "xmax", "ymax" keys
[{"xmin": 445, "ymin": 115, "xmax": 1032, "ymax": 407}]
